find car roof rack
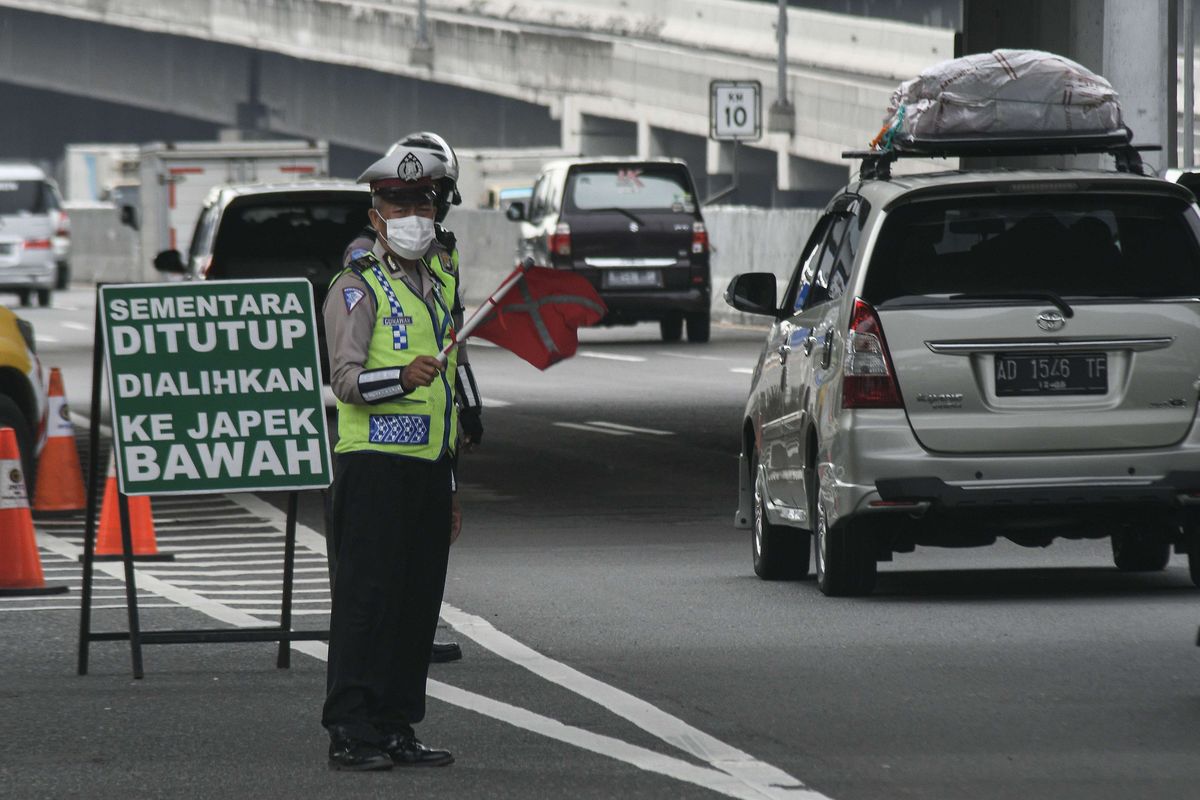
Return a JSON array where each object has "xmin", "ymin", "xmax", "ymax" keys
[{"xmin": 841, "ymin": 128, "xmax": 1160, "ymax": 180}]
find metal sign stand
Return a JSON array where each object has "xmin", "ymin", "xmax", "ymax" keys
[{"xmin": 76, "ymin": 286, "xmax": 329, "ymax": 679}]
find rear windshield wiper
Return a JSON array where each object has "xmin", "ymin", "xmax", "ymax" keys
[
  {"xmin": 583, "ymin": 207, "xmax": 645, "ymax": 226},
  {"xmin": 947, "ymin": 291, "xmax": 1074, "ymax": 318}
]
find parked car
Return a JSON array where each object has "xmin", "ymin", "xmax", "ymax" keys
[
  {"xmin": 0, "ymin": 306, "xmax": 47, "ymax": 490},
  {"xmin": 153, "ymin": 180, "xmax": 371, "ymax": 382},
  {"xmin": 728, "ymin": 131, "xmax": 1200, "ymax": 596},
  {"xmin": 506, "ymin": 158, "xmax": 711, "ymax": 342},
  {"xmin": 0, "ymin": 163, "xmax": 69, "ymax": 306}
]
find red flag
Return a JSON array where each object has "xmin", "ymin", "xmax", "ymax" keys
[{"xmin": 472, "ymin": 266, "xmax": 607, "ymax": 369}]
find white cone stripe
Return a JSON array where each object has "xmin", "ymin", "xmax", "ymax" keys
[
  {"xmin": 0, "ymin": 457, "xmax": 29, "ymax": 509},
  {"xmin": 46, "ymin": 395, "xmax": 74, "ymax": 438}
]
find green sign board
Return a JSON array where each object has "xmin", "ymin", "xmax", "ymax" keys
[{"xmin": 99, "ymin": 279, "xmax": 333, "ymax": 496}]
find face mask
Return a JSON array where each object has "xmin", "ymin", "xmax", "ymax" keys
[{"xmin": 381, "ymin": 214, "xmax": 435, "ymax": 260}]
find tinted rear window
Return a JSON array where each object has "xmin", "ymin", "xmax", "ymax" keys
[
  {"xmin": 0, "ymin": 180, "xmax": 56, "ymax": 215},
  {"xmin": 565, "ymin": 166, "xmax": 696, "ymax": 213},
  {"xmin": 864, "ymin": 194, "xmax": 1200, "ymax": 303},
  {"xmin": 210, "ymin": 195, "xmax": 369, "ymax": 282}
]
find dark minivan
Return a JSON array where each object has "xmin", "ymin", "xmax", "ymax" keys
[{"xmin": 507, "ymin": 158, "xmax": 711, "ymax": 342}]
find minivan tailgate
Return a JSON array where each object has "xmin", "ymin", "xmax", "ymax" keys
[{"xmin": 881, "ymin": 304, "xmax": 1200, "ymax": 453}]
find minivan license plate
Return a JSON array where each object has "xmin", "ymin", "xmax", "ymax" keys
[
  {"xmin": 994, "ymin": 353, "xmax": 1107, "ymax": 396},
  {"xmin": 604, "ymin": 269, "xmax": 661, "ymax": 288}
]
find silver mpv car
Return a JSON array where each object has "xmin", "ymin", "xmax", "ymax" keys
[{"xmin": 728, "ymin": 132, "xmax": 1200, "ymax": 596}]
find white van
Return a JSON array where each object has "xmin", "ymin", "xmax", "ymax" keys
[{"xmin": 0, "ymin": 163, "xmax": 69, "ymax": 307}]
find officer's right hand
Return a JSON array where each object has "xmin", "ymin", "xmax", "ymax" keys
[{"xmin": 401, "ymin": 355, "xmax": 444, "ymax": 392}]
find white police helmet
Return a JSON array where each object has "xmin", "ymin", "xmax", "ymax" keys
[{"xmin": 389, "ymin": 132, "xmax": 461, "ymax": 220}]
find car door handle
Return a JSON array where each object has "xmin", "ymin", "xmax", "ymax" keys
[
  {"xmin": 802, "ymin": 334, "xmax": 816, "ymax": 355},
  {"xmin": 820, "ymin": 329, "xmax": 834, "ymax": 369}
]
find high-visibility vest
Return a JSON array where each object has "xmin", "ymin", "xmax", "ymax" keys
[{"xmin": 334, "ymin": 251, "xmax": 459, "ymax": 461}]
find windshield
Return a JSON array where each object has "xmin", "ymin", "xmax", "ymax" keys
[
  {"xmin": 565, "ymin": 166, "xmax": 696, "ymax": 213},
  {"xmin": 210, "ymin": 195, "xmax": 370, "ymax": 281},
  {"xmin": 0, "ymin": 180, "xmax": 56, "ymax": 215},
  {"xmin": 864, "ymin": 194, "xmax": 1200, "ymax": 304}
]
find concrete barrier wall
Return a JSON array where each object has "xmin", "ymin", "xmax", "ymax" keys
[
  {"xmin": 67, "ymin": 202, "xmax": 821, "ymax": 323},
  {"xmin": 64, "ymin": 202, "xmax": 140, "ymax": 285}
]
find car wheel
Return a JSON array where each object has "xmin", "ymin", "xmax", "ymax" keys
[
  {"xmin": 0, "ymin": 394, "xmax": 36, "ymax": 499},
  {"xmin": 55, "ymin": 262, "xmax": 70, "ymax": 291},
  {"xmin": 17, "ymin": 290, "xmax": 31, "ymax": 308},
  {"xmin": 751, "ymin": 449, "xmax": 810, "ymax": 580},
  {"xmin": 685, "ymin": 312, "xmax": 710, "ymax": 343},
  {"xmin": 660, "ymin": 316, "xmax": 683, "ymax": 342},
  {"xmin": 814, "ymin": 472, "xmax": 876, "ymax": 596},
  {"xmin": 1187, "ymin": 527, "xmax": 1200, "ymax": 588},
  {"xmin": 1111, "ymin": 529, "xmax": 1171, "ymax": 572},
  {"xmin": 37, "ymin": 289, "xmax": 51, "ymax": 308}
]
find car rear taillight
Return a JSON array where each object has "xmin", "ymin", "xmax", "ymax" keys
[
  {"xmin": 54, "ymin": 210, "xmax": 70, "ymax": 238},
  {"xmin": 23, "ymin": 238, "xmax": 52, "ymax": 250},
  {"xmin": 842, "ymin": 298, "xmax": 903, "ymax": 409},
  {"xmin": 692, "ymin": 221, "xmax": 708, "ymax": 254},
  {"xmin": 548, "ymin": 222, "xmax": 571, "ymax": 258}
]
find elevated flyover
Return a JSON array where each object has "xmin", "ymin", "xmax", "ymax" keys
[{"xmin": 0, "ymin": 0, "xmax": 953, "ymax": 202}]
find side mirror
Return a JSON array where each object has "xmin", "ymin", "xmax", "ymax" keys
[
  {"xmin": 153, "ymin": 249, "xmax": 187, "ymax": 274},
  {"xmin": 505, "ymin": 202, "xmax": 525, "ymax": 222},
  {"xmin": 724, "ymin": 273, "xmax": 779, "ymax": 317},
  {"xmin": 119, "ymin": 205, "xmax": 139, "ymax": 231}
]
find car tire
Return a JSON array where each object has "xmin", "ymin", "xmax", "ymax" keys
[
  {"xmin": 37, "ymin": 289, "xmax": 51, "ymax": 308},
  {"xmin": 685, "ymin": 312, "xmax": 710, "ymax": 343},
  {"xmin": 0, "ymin": 394, "xmax": 36, "ymax": 499},
  {"xmin": 55, "ymin": 262, "xmax": 70, "ymax": 291},
  {"xmin": 660, "ymin": 317, "xmax": 683, "ymax": 342},
  {"xmin": 1111, "ymin": 530, "xmax": 1171, "ymax": 572},
  {"xmin": 17, "ymin": 290, "xmax": 31, "ymax": 308},
  {"xmin": 1187, "ymin": 528, "xmax": 1200, "ymax": 588},
  {"xmin": 814, "ymin": 473, "xmax": 876, "ymax": 596},
  {"xmin": 751, "ymin": 449, "xmax": 810, "ymax": 580}
]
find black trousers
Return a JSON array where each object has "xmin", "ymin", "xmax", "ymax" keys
[{"xmin": 322, "ymin": 451, "xmax": 453, "ymax": 742}]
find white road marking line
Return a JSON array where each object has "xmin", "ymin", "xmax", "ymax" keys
[
  {"xmin": 34, "ymin": 524, "xmax": 807, "ymax": 800},
  {"xmin": 0, "ymin": 604, "xmax": 181, "ymax": 613},
  {"xmin": 586, "ymin": 421, "xmax": 674, "ymax": 436},
  {"xmin": 187, "ymin": 588, "xmax": 328, "ymax": 595},
  {"xmin": 129, "ymin": 542, "xmax": 298, "ymax": 552},
  {"xmin": 440, "ymin": 603, "xmax": 818, "ymax": 799},
  {"xmin": 481, "ymin": 397, "xmax": 512, "ymax": 408},
  {"xmin": 162, "ymin": 556, "xmax": 326, "ymax": 565},
  {"xmin": 210, "ymin": 598, "xmax": 329, "ymax": 605},
  {"xmin": 655, "ymin": 351, "xmax": 723, "ymax": 361},
  {"xmin": 36, "ymin": 334, "xmax": 59, "ymax": 343},
  {"xmin": 224, "ymin": 609, "xmax": 329, "ymax": 616},
  {"xmin": 553, "ymin": 422, "xmax": 632, "ymax": 436},
  {"xmin": 222, "ymin": 494, "xmax": 825, "ymax": 800},
  {"xmin": 729, "ymin": 367, "xmax": 754, "ymax": 375},
  {"xmin": 578, "ymin": 350, "xmax": 646, "ymax": 362},
  {"xmin": 152, "ymin": 578, "xmax": 330, "ymax": 586},
  {"xmin": 135, "ymin": 568, "xmax": 329, "ymax": 577},
  {"xmin": 60, "ymin": 321, "xmax": 90, "ymax": 331}
]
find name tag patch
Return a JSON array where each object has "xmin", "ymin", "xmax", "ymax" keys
[
  {"xmin": 383, "ymin": 315, "xmax": 414, "ymax": 327},
  {"xmin": 369, "ymin": 414, "xmax": 431, "ymax": 445}
]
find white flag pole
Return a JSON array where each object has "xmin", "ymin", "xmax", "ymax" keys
[{"xmin": 437, "ymin": 258, "xmax": 532, "ymax": 364}]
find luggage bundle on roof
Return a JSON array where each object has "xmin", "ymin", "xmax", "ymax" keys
[
  {"xmin": 845, "ymin": 49, "xmax": 1152, "ymax": 179},
  {"xmin": 874, "ymin": 49, "xmax": 1122, "ymax": 148}
]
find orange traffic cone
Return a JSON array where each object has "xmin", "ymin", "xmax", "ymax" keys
[
  {"xmin": 33, "ymin": 368, "xmax": 86, "ymax": 512},
  {"xmin": 0, "ymin": 427, "xmax": 67, "ymax": 595},
  {"xmin": 94, "ymin": 453, "xmax": 172, "ymax": 562}
]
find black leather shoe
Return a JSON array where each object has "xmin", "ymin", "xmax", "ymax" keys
[
  {"xmin": 430, "ymin": 641, "xmax": 463, "ymax": 663},
  {"xmin": 328, "ymin": 736, "xmax": 393, "ymax": 771},
  {"xmin": 382, "ymin": 734, "xmax": 454, "ymax": 767}
]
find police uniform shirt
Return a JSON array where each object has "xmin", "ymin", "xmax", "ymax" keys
[{"xmin": 323, "ymin": 238, "xmax": 468, "ymax": 406}]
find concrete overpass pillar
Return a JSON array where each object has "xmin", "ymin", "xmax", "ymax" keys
[
  {"xmin": 963, "ymin": 0, "xmax": 1178, "ymax": 167},
  {"xmin": 579, "ymin": 113, "xmax": 637, "ymax": 157}
]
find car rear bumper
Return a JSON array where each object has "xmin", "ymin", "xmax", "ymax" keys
[
  {"xmin": 599, "ymin": 287, "xmax": 710, "ymax": 321},
  {"xmin": 0, "ymin": 263, "xmax": 55, "ymax": 289},
  {"xmin": 824, "ymin": 409, "xmax": 1200, "ymax": 531}
]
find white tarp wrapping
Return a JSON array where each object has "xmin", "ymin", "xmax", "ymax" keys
[{"xmin": 878, "ymin": 49, "xmax": 1122, "ymax": 144}]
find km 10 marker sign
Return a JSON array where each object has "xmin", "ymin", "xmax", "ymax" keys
[{"xmin": 99, "ymin": 279, "xmax": 333, "ymax": 495}]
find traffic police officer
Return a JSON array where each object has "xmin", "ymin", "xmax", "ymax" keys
[
  {"xmin": 321, "ymin": 143, "xmax": 463, "ymax": 771},
  {"xmin": 338, "ymin": 133, "xmax": 481, "ymax": 666}
]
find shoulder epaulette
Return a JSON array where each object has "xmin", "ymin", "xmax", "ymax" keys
[{"xmin": 348, "ymin": 251, "xmax": 380, "ymax": 275}]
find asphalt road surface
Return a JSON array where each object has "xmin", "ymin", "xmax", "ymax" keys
[{"xmin": 2, "ymin": 286, "xmax": 1199, "ymax": 799}]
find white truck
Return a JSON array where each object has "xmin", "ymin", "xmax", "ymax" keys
[{"xmin": 122, "ymin": 139, "xmax": 328, "ymax": 279}]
